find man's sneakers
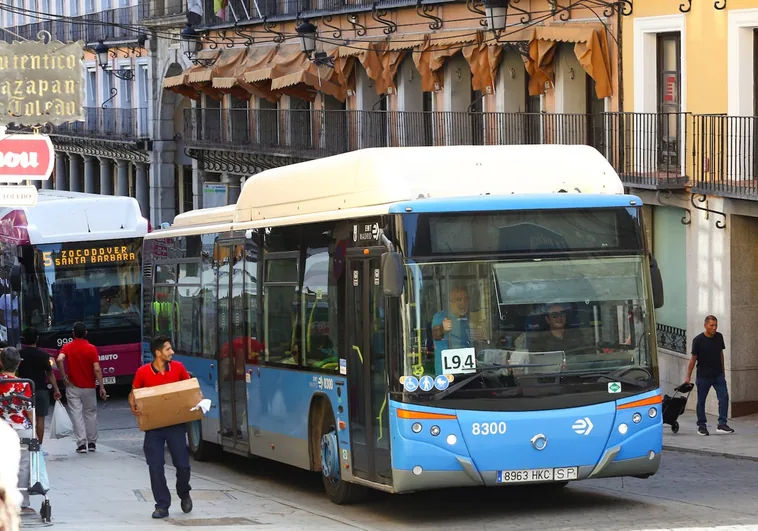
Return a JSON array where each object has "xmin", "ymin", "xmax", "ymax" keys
[
  {"xmin": 88, "ymin": 443, "xmax": 96, "ymax": 452},
  {"xmin": 76, "ymin": 445, "xmax": 87, "ymax": 453},
  {"xmin": 181, "ymin": 495, "xmax": 193, "ymax": 514},
  {"xmin": 698, "ymin": 424, "xmax": 735, "ymax": 435},
  {"xmin": 152, "ymin": 508, "xmax": 169, "ymax": 519}
]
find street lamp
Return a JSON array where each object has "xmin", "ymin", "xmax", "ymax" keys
[
  {"xmin": 181, "ymin": 23, "xmax": 216, "ymax": 67},
  {"xmin": 483, "ymin": 0, "xmax": 509, "ymax": 35},
  {"xmin": 94, "ymin": 41, "xmax": 135, "ymax": 81},
  {"xmin": 295, "ymin": 20, "xmax": 334, "ymax": 68}
]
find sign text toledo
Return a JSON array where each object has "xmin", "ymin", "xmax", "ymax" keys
[{"xmin": 0, "ymin": 37, "xmax": 85, "ymax": 126}]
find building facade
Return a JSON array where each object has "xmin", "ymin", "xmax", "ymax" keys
[
  {"xmin": 148, "ymin": 0, "xmax": 628, "ymax": 224},
  {"xmin": 3, "ymin": 0, "xmax": 153, "ymax": 219},
  {"xmin": 622, "ymin": 0, "xmax": 758, "ymax": 418}
]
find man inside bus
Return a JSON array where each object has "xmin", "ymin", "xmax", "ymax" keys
[
  {"xmin": 529, "ymin": 303, "xmax": 587, "ymax": 354},
  {"xmin": 431, "ymin": 285, "xmax": 473, "ymax": 374}
]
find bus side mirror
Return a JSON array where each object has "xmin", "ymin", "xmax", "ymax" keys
[
  {"xmin": 10, "ymin": 265, "xmax": 21, "ymax": 293},
  {"xmin": 650, "ymin": 255, "xmax": 664, "ymax": 309},
  {"xmin": 381, "ymin": 252, "xmax": 404, "ymax": 297}
]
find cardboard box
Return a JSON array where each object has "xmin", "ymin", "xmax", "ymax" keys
[{"xmin": 133, "ymin": 378, "xmax": 204, "ymax": 431}]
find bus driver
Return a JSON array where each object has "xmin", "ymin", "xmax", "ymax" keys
[{"xmin": 431, "ymin": 285, "xmax": 472, "ymax": 374}]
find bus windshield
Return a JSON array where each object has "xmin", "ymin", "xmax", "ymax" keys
[
  {"xmin": 400, "ymin": 254, "xmax": 657, "ymax": 409},
  {"xmin": 21, "ymin": 238, "xmax": 142, "ymax": 333}
]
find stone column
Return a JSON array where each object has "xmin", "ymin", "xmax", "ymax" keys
[
  {"xmin": 52, "ymin": 152, "xmax": 66, "ymax": 190},
  {"xmin": 99, "ymin": 157, "xmax": 113, "ymax": 195},
  {"xmin": 68, "ymin": 153, "xmax": 82, "ymax": 192},
  {"xmin": 136, "ymin": 162, "xmax": 149, "ymax": 219},
  {"xmin": 149, "ymin": 140, "xmax": 176, "ymax": 225},
  {"xmin": 84, "ymin": 156, "xmax": 98, "ymax": 193},
  {"xmin": 116, "ymin": 160, "xmax": 129, "ymax": 196}
]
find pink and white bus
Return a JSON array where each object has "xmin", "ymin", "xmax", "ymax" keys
[{"xmin": 0, "ymin": 190, "xmax": 148, "ymax": 389}]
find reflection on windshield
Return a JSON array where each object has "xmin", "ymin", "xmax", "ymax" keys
[
  {"xmin": 22, "ymin": 239, "xmax": 141, "ymax": 332},
  {"xmin": 402, "ymin": 256, "xmax": 655, "ymax": 399}
]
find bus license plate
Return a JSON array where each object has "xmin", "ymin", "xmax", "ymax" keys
[
  {"xmin": 497, "ymin": 467, "xmax": 578, "ymax": 484},
  {"xmin": 103, "ymin": 377, "xmax": 116, "ymax": 385}
]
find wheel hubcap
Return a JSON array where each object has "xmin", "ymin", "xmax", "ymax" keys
[{"xmin": 321, "ymin": 429, "xmax": 340, "ymax": 485}]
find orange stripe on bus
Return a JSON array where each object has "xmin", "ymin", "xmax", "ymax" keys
[
  {"xmin": 617, "ymin": 395, "xmax": 662, "ymax": 410},
  {"xmin": 396, "ymin": 409, "xmax": 457, "ymax": 420}
]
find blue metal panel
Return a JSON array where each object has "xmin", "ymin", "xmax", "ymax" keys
[
  {"xmin": 389, "ymin": 392, "xmax": 662, "ymax": 476},
  {"xmin": 388, "ymin": 194, "xmax": 642, "ymax": 214},
  {"xmin": 174, "ymin": 355, "xmax": 219, "ymax": 420},
  {"xmin": 253, "ymin": 367, "xmax": 349, "ymax": 448}
]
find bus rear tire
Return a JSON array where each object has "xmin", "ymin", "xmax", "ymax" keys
[
  {"xmin": 319, "ymin": 408, "xmax": 366, "ymax": 505},
  {"xmin": 188, "ymin": 419, "xmax": 217, "ymax": 462}
]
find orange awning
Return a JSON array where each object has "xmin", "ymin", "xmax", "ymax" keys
[
  {"xmin": 520, "ymin": 24, "xmax": 613, "ymax": 99},
  {"xmin": 213, "ymin": 46, "xmax": 280, "ymax": 102}
]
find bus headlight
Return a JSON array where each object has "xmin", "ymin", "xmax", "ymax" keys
[
  {"xmin": 430, "ymin": 425, "xmax": 440, "ymax": 436},
  {"xmin": 632, "ymin": 413, "xmax": 642, "ymax": 424},
  {"xmin": 411, "ymin": 422, "xmax": 422, "ymax": 434},
  {"xmin": 618, "ymin": 423, "xmax": 628, "ymax": 435},
  {"xmin": 648, "ymin": 407, "xmax": 657, "ymax": 418}
]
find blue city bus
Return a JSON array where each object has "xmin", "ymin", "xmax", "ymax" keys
[{"xmin": 141, "ymin": 145, "xmax": 664, "ymax": 504}]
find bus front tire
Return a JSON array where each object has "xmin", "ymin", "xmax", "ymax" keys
[
  {"xmin": 188, "ymin": 419, "xmax": 217, "ymax": 462},
  {"xmin": 319, "ymin": 408, "xmax": 366, "ymax": 505}
]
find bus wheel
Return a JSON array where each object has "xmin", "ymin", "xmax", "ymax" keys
[
  {"xmin": 188, "ymin": 419, "xmax": 216, "ymax": 462},
  {"xmin": 319, "ymin": 410, "xmax": 366, "ymax": 505}
]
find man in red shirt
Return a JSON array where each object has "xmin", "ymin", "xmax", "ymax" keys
[
  {"xmin": 129, "ymin": 336, "xmax": 193, "ymax": 519},
  {"xmin": 56, "ymin": 322, "xmax": 107, "ymax": 454}
]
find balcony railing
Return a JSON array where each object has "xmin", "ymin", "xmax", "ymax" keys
[
  {"xmin": 186, "ymin": 0, "xmax": 440, "ymax": 29},
  {"xmin": 138, "ymin": 0, "xmax": 185, "ymax": 20},
  {"xmin": 184, "ymin": 108, "xmax": 691, "ymax": 190},
  {"xmin": 3, "ymin": 7, "xmax": 142, "ymax": 44},
  {"xmin": 692, "ymin": 114, "xmax": 758, "ymax": 200},
  {"xmin": 52, "ymin": 107, "xmax": 150, "ymax": 141}
]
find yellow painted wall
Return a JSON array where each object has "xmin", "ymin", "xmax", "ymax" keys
[{"xmin": 622, "ymin": 0, "xmax": 758, "ymax": 113}]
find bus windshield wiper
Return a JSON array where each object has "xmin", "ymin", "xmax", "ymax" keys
[
  {"xmin": 431, "ymin": 363, "xmax": 556, "ymax": 401},
  {"xmin": 558, "ymin": 366, "xmax": 652, "ymax": 388}
]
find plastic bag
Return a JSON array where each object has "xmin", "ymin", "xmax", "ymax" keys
[{"xmin": 49, "ymin": 400, "xmax": 73, "ymax": 439}]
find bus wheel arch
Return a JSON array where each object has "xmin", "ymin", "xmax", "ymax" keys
[{"xmin": 308, "ymin": 394, "xmax": 366, "ymax": 504}]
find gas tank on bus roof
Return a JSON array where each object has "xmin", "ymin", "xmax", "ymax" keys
[{"xmin": 234, "ymin": 145, "xmax": 623, "ymax": 223}]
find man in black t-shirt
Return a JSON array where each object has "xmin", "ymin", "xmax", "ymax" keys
[
  {"xmin": 18, "ymin": 327, "xmax": 62, "ymax": 443},
  {"xmin": 685, "ymin": 315, "xmax": 734, "ymax": 436}
]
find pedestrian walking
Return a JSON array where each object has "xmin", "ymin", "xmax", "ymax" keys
[
  {"xmin": 55, "ymin": 322, "xmax": 106, "ymax": 453},
  {"xmin": 0, "ymin": 347, "xmax": 35, "ymax": 517},
  {"xmin": 18, "ymin": 328, "xmax": 61, "ymax": 444},
  {"xmin": 685, "ymin": 314, "xmax": 735, "ymax": 435},
  {"xmin": 128, "ymin": 336, "xmax": 193, "ymax": 519}
]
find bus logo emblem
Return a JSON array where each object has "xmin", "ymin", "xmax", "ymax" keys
[{"xmin": 530, "ymin": 434, "xmax": 547, "ymax": 451}]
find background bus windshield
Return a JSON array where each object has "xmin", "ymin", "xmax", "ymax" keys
[{"xmin": 22, "ymin": 239, "xmax": 142, "ymax": 333}]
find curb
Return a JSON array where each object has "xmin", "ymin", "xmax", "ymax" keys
[
  {"xmin": 663, "ymin": 444, "xmax": 758, "ymax": 462},
  {"xmin": 91, "ymin": 443, "xmax": 372, "ymax": 531}
]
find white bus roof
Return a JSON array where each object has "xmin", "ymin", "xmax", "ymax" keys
[
  {"xmin": 0, "ymin": 190, "xmax": 148, "ymax": 245},
  {"xmin": 149, "ymin": 145, "xmax": 624, "ymax": 239}
]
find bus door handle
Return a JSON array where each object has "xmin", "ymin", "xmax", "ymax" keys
[{"xmin": 209, "ymin": 363, "xmax": 215, "ymax": 381}]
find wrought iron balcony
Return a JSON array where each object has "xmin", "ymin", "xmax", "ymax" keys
[
  {"xmin": 3, "ymin": 7, "xmax": 142, "ymax": 45},
  {"xmin": 52, "ymin": 107, "xmax": 150, "ymax": 141},
  {"xmin": 692, "ymin": 114, "xmax": 758, "ymax": 200},
  {"xmin": 183, "ymin": 108, "xmax": 692, "ymax": 191},
  {"xmin": 138, "ymin": 0, "xmax": 185, "ymax": 21}
]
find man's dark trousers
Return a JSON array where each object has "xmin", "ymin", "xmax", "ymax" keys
[
  {"xmin": 696, "ymin": 372, "xmax": 729, "ymax": 427},
  {"xmin": 143, "ymin": 424, "xmax": 192, "ymax": 510}
]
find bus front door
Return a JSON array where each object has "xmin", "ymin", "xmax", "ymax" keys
[
  {"xmin": 217, "ymin": 242, "xmax": 250, "ymax": 454},
  {"xmin": 346, "ymin": 254, "xmax": 392, "ymax": 486}
]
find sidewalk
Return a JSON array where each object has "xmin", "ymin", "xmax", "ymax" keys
[
  {"xmin": 663, "ymin": 409, "xmax": 758, "ymax": 461},
  {"xmin": 19, "ymin": 436, "xmax": 368, "ymax": 531}
]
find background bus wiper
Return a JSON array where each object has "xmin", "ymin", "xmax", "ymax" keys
[{"xmin": 432, "ymin": 363, "xmax": 557, "ymax": 401}]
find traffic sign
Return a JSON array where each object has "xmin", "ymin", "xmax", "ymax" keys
[{"xmin": 0, "ymin": 132, "xmax": 54, "ymax": 183}]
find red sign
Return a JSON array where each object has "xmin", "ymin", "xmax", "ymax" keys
[
  {"xmin": 663, "ymin": 74, "xmax": 678, "ymax": 104},
  {"xmin": 0, "ymin": 133, "xmax": 54, "ymax": 182}
]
